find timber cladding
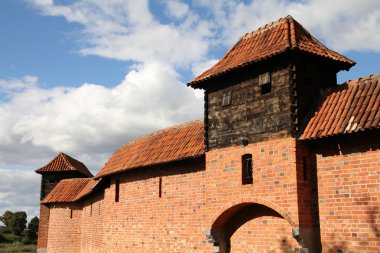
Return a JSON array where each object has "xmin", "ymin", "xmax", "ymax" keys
[{"xmin": 207, "ymin": 64, "xmax": 292, "ymax": 150}]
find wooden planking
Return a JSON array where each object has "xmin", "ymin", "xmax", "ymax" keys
[{"xmin": 207, "ymin": 66, "xmax": 293, "ymax": 150}]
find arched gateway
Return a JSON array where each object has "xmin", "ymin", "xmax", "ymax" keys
[{"xmin": 207, "ymin": 201, "xmax": 306, "ymax": 253}]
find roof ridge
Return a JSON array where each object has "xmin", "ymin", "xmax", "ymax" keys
[
  {"xmin": 36, "ymin": 152, "xmax": 93, "ymax": 177},
  {"xmin": 287, "ymin": 15, "xmax": 297, "ymax": 49},
  {"xmin": 242, "ymin": 15, "xmax": 290, "ymax": 40},
  {"xmin": 342, "ymin": 73, "xmax": 380, "ymax": 87},
  {"xmin": 96, "ymin": 120, "xmax": 205, "ymax": 178},
  {"xmin": 59, "ymin": 178, "xmax": 93, "ymax": 183},
  {"xmin": 59, "ymin": 152, "xmax": 76, "ymax": 171},
  {"xmin": 121, "ymin": 120, "xmax": 203, "ymax": 147},
  {"xmin": 42, "ymin": 178, "xmax": 97, "ymax": 204},
  {"xmin": 189, "ymin": 15, "xmax": 355, "ymax": 88}
]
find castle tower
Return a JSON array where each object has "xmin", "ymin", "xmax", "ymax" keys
[
  {"xmin": 188, "ymin": 15, "xmax": 355, "ymax": 150},
  {"xmin": 188, "ymin": 16, "xmax": 355, "ymax": 252},
  {"xmin": 35, "ymin": 153, "xmax": 93, "ymax": 253}
]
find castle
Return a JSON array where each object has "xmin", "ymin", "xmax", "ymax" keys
[{"xmin": 35, "ymin": 16, "xmax": 380, "ymax": 253}]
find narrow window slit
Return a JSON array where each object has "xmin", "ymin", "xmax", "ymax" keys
[
  {"xmin": 159, "ymin": 177, "xmax": 162, "ymax": 198},
  {"xmin": 242, "ymin": 154, "xmax": 253, "ymax": 185},
  {"xmin": 115, "ymin": 179, "xmax": 120, "ymax": 202}
]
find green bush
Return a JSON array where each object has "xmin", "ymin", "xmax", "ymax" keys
[
  {"xmin": 0, "ymin": 232, "xmax": 21, "ymax": 242},
  {"xmin": 0, "ymin": 233, "xmax": 11, "ymax": 243},
  {"xmin": 0, "ymin": 242, "xmax": 36, "ymax": 252}
]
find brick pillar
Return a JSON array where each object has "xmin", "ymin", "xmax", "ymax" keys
[{"xmin": 37, "ymin": 204, "xmax": 50, "ymax": 253}]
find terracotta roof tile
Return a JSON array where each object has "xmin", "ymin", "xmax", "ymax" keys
[
  {"xmin": 95, "ymin": 120, "xmax": 204, "ymax": 178},
  {"xmin": 35, "ymin": 153, "xmax": 93, "ymax": 177},
  {"xmin": 188, "ymin": 15, "xmax": 355, "ymax": 88},
  {"xmin": 300, "ymin": 73, "xmax": 380, "ymax": 140},
  {"xmin": 42, "ymin": 178, "xmax": 98, "ymax": 204}
]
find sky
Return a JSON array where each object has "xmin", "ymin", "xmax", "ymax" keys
[{"xmin": 0, "ymin": 0, "xmax": 379, "ymax": 221}]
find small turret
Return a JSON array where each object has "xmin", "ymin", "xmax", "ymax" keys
[
  {"xmin": 36, "ymin": 152, "xmax": 93, "ymax": 200},
  {"xmin": 35, "ymin": 152, "xmax": 92, "ymax": 253},
  {"xmin": 188, "ymin": 15, "xmax": 355, "ymax": 150}
]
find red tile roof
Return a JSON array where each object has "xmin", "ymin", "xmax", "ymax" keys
[
  {"xmin": 35, "ymin": 153, "xmax": 93, "ymax": 178},
  {"xmin": 95, "ymin": 120, "xmax": 204, "ymax": 178},
  {"xmin": 300, "ymin": 73, "xmax": 380, "ymax": 140},
  {"xmin": 189, "ymin": 15, "xmax": 355, "ymax": 88},
  {"xmin": 42, "ymin": 178, "xmax": 98, "ymax": 204}
]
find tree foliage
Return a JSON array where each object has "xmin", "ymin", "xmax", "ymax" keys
[
  {"xmin": 0, "ymin": 211, "xmax": 28, "ymax": 236},
  {"xmin": 0, "ymin": 211, "xmax": 14, "ymax": 228},
  {"xmin": 24, "ymin": 216, "xmax": 39, "ymax": 243}
]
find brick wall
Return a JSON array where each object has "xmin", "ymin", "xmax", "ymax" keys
[
  {"xmin": 80, "ymin": 191, "xmax": 105, "ymax": 253},
  {"xmin": 230, "ymin": 215, "xmax": 298, "ymax": 252},
  {"xmin": 77, "ymin": 138, "xmax": 306, "ymax": 252},
  {"xmin": 41, "ymin": 134, "xmax": 380, "ymax": 253},
  {"xmin": 46, "ymin": 203, "xmax": 82, "ymax": 253},
  {"xmin": 205, "ymin": 138, "xmax": 308, "ymax": 252},
  {"xmin": 100, "ymin": 157, "xmax": 209, "ymax": 253},
  {"xmin": 312, "ymin": 133, "xmax": 380, "ymax": 253},
  {"xmin": 37, "ymin": 204, "xmax": 49, "ymax": 252}
]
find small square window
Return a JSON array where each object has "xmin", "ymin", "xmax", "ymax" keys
[
  {"xmin": 221, "ymin": 91, "xmax": 232, "ymax": 106},
  {"xmin": 260, "ymin": 83, "xmax": 272, "ymax": 95},
  {"xmin": 259, "ymin": 72, "xmax": 271, "ymax": 95},
  {"xmin": 259, "ymin": 72, "xmax": 271, "ymax": 85}
]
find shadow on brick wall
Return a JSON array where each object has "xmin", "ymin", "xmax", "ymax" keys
[
  {"xmin": 279, "ymin": 237, "xmax": 347, "ymax": 253},
  {"xmin": 310, "ymin": 131, "xmax": 380, "ymax": 158}
]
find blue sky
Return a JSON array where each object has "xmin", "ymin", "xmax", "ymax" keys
[
  {"xmin": 0, "ymin": 0, "xmax": 379, "ymax": 220},
  {"xmin": 0, "ymin": 1, "xmax": 127, "ymax": 88}
]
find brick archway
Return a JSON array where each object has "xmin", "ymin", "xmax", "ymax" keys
[
  {"xmin": 210, "ymin": 197, "xmax": 297, "ymax": 227},
  {"xmin": 207, "ymin": 198, "xmax": 300, "ymax": 253}
]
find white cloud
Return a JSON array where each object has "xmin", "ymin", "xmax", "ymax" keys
[
  {"xmin": 0, "ymin": 169, "xmax": 40, "ymax": 221},
  {"xmin": 163, "ymin": 1, "xmax": 190, "ymax": 19},
  {"xmin": 0, "ymin": 62, "xmax": 203, "ymax": 170},
  {"xmin": 0, "ymin": 62, "xmax": 203, "ymax": 218},
  {"xmin": 194, "ymin": 0, "xmax": 380, "ymax": 52},
  {"xmin": 29, "ymin": 0, "xmax": 214, "ymax": 68},
  {"xmin": 27, "ymin": 0, "xmax": 380, "ymax": 72},
  {"xmin": 0, "ymin": 75, "xmax": 37, "ymax": 95}
]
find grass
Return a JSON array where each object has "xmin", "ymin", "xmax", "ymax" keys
[
  {"xmin": 0, "ymin": 232, "xmax": 36, "ymax": 252},
  {"xmin": 0, "ymin": 242, "xmax": 36, "ymax": 253},
  {"xmin": 0, "ymin": 232, "xmax": 21, "ymax": 242}
]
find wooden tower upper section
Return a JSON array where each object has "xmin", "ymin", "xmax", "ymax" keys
[
  {"xmin": 188, "ymin": 15, "xmax": 355, "ymax": 151},
  {"xmin": 35, "ymin": 152, "xmax": 93, "ymax": 200}
]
